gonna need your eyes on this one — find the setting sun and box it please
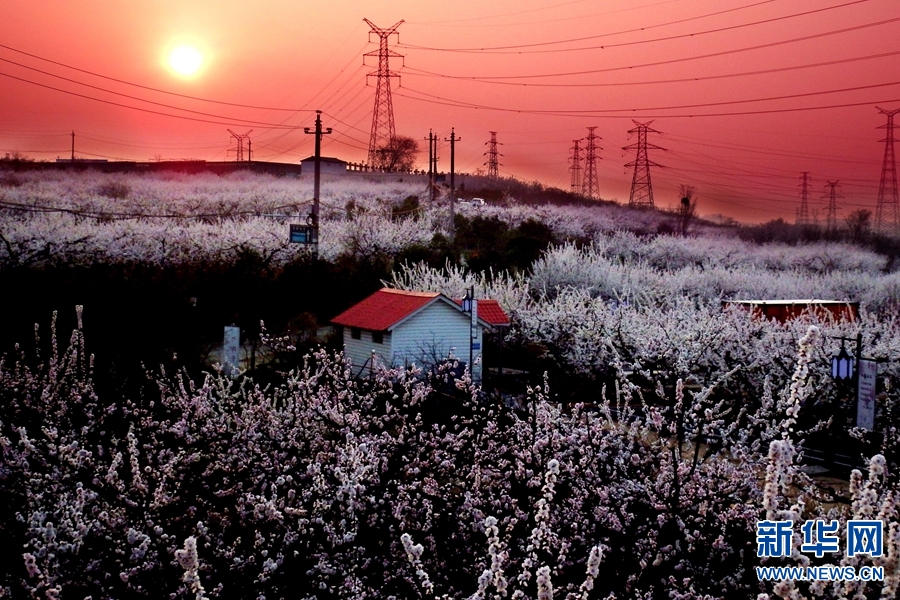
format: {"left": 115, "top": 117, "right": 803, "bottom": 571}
{"left": 167, "top": 45, "right": 203, "bottom": 77}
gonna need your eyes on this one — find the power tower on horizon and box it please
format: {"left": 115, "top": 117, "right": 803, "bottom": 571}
{"left": 876, "top": 107, "right": 900, "bottom": 235}
{"left": 797, "top": 172, "right": 810, "bottom": 226}
{"left": 823, "top": 180, "right": 842, "bottom": 233}
{"left": 624, "top": 120, "right": 664, "bottom": 207}
{"left": 484, "top": 132, "right": 502, "bottom": 179}
{"left": 363, "top": 19, "right": 404, "bottom": 168}
{"left": 227, "top": 129, "right": 252, "bottom": 162}
{"left": 569, "top": 139, "right": 583, "bottom": 195}
{"left": 582, "top": 127, "right": 601, "bottom": 200}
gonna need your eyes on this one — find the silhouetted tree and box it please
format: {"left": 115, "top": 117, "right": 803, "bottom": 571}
{"left": 374, "top": 136, "right": 419, "bottom": 172}
{"left": 678, "top": 184, "right": 698, "bottom": 237}
{"left": 846, "top": 209, "right": 872, "bottom": 241}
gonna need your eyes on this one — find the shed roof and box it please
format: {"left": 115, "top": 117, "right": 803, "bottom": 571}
{"left": 331, "top": 288, "right": 510, "bottom": 331}
{"left": 452, "top": 298, "right": 511, "bottom": 327}
{"left": 299, "top": 156, "right": 347, "bottom": 165}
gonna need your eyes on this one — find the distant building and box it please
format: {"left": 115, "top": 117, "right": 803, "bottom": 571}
{"left": 722, "top": 299, "right": 858, "bottom": 322}
{"left": 299, "top": 156, "right": 347, "bottom": 176}
{"left": 331, "top": 288, "right": 510, "bottom": 381}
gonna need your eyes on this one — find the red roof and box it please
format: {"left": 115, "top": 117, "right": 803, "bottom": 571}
{"left": 331, "top": 288, "right": 511, "bottom": 331}
{"left": 452, "top": 298, "right": 510, "bottom": 327}
{"left": 331, "top": 288, "right": 440, "bottom": 331}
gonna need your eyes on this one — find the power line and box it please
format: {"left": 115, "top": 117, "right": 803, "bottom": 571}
{"left": 401, "top": 15, "right": 900, "bottom": 81}
{"left": 404, "top": 50, "right": 900, "bottom": 88}
{"left": 395, "top": 83, "right": 900, "bottom": 119}
{"left": 0, "top": 56, "right": 316, "bottom": 127}
{"left": 0, "top": 70, "right": 308, "bottom": 129}
{"left": 0, "top": 199, "right": 311, "bottom": 221}
{"left": 398, "top": 0, "right": 866, "bottom": 54}
{"left": 0, "top": 42, "right": 317, "bottom": 113}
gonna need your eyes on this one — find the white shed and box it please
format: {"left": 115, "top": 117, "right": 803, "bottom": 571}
{"left": 330, "top": 288, "right": 510, "bottom": 382}
{"left": 299, "top": 156, "right": 347, "bottom": 176}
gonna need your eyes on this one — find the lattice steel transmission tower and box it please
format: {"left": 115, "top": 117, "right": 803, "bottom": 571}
{"left": 624, "top": 120, "right": 664, "bottom": 207}
{"left": 363, "top": 19, "right": 404, "bottom": 168}
{"left": 582, "top": 127, "right": 601, "bottom": 200}
{"left": 484, "top": 131, "right": 502, "bottom": 179}
{"left": 876, "top": 107, "right": 900, "bottom": 235}
{"left": 823, "top": 180, "right": 842, "bottom": 233}
{"left": 797, "top": 172, "right": 810, "bottom": 226}
{"left": 569, "top": 139, "right": 583, "bottom": 195}
{"left": 227, "top": 129, "right": 252, "bottom": 162}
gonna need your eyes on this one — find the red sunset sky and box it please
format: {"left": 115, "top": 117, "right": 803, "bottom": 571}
{"left": 1, "top": 0, "right": 898, "bottom": 223}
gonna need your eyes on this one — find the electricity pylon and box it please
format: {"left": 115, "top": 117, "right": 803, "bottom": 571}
{"left": 797, "top": 172, "right": 810, "bottom": 226}
{"left": 582, "top": 127, "right": 601, "bottom": 200}
{"left": 823, "top": 180, "right": 842, "bottom": 233}
{"left": 569, "top": 139, "right": 583, "bottom": 196}
{"left": 227, "top": 129, "right": 252, "bottom": 162}
{"left": 876, "top": 107, "right": 900, "bottom": 235}
{"left": 363, "top": 19, "right": 404, "bottom": 168}
{"left": 484, "top": 132, "right": 502, "bottom": 179}
{"left": 624, "top": 120, "right": 664, "bottom": 207}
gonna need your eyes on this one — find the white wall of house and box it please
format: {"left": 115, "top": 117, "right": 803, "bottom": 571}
{"left": 300, "top": 160, "right": 346, "bottom": 176}
{"left": 390, "top": 301, "right": 484, "bottom": 380}
{"left": 343, "top": 329, "right": 392, "bottom": 376}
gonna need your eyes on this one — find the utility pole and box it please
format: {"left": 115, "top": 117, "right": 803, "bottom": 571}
{"left": 364, "top": 19, "right": 404, "bottom": 168}
{"left": 876, "top": 107, "right": 900, "bottom": 236}
{"left": 248, "top": 139, "right": 252, "bottom": 162}
{"left": 445, "top": 128, "right": 460, "bottom": 242}
{"left": 569, "top": 139, "right": 583, "bottom": 196}
{"left": 824, "top": 180, "right": 843, "bottom": 233}
{"left": 227, "top": 129, "right": 252, "bottom": 162}
{"left": 484, "top": 131, "right": 502, "bottom": 179}
{"left": 582, "top": 127, "right": 601, "bottom": 200}
{"left": 797, "top": 172, "right": 810, "bottom": 226}
{"left": 304, "top": 111, "right": 332, "bottom": 221}
{"left": 426, "top": 129, "right": 436, "bottom": 204}
{"left": 624, "top": 120, "right": 664, "bottom": 208}
{"left": 70, "top": 131, "right": 75, "bottom": 161}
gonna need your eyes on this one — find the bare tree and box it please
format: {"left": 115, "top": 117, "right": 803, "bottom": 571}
{"left": 845, "top": 209, "right": 872, "bottom": 241}
{"left": 373, "top": 136, "right": 419, "bottom": 172}
{"left": 678, "top": 184, "right": 698, "bottom": 237}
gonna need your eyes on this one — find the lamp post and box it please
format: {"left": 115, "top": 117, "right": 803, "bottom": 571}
{"left": 830, "top": 337, "right": 857, "bottom": 381}
{"left": 461, "top": 287, "right": 477, "bottom": 381}
{"left": 829, "top": 333, "right": 877, "bottom": 431}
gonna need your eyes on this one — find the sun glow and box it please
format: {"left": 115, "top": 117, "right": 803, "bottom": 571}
{"left": 168, "top": 45, "right": 203, "bottom": 77}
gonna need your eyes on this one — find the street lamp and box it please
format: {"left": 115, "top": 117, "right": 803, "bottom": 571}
{"left": 461, "top": 287, "right": 476, "bottom": 381}
{"left": 461, "top": 287, "right": 474, "bottom": 313}
{"left": 831, "top": 343, "right": 855, "bottom": 380}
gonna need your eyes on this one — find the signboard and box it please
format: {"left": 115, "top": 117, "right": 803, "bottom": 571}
{"left": 223, "top": 326, "right": 241, "bottom": 378}
{"left": 856, "top": 358, "right": 877, "bottom": 431}
{"left": 289, "top": 224, "right": 318, "bottom": 244}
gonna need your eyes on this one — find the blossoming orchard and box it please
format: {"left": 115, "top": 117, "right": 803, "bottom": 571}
{"left": 0, "top": 169, "right": 898, "bottom": 599}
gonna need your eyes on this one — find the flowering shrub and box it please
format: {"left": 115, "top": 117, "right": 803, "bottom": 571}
{"left": 2, "top": 170, "right": 900, "bottom": 598}
{"left": 1, "top": 314, "right": 898, "bottom": 599}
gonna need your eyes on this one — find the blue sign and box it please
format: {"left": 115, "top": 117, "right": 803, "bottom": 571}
{"left": 289, "top": 224, "right": 318, "bottom": 244}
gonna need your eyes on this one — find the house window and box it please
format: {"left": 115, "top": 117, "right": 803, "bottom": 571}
{"left": 350, "top": 327, "right": 361, "bottom": 340}
{"left": 372, "top": 331, "right": 384, "bottom": 344}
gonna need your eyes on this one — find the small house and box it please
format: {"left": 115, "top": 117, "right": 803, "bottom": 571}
{"left": 331, "top": 288, "right": 510, "bottom": 381}
{"left": 299, "top": 156, "right": 347, "bottom": 176}
{"left": 722, "top": 299, "right": 859, "bottom": 323}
